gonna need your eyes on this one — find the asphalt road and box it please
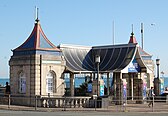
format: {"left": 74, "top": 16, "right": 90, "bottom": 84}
{"left": 0, "top": 110, "right": 168, "bottom": 116}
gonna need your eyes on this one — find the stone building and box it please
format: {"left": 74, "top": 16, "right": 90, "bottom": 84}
{"left": 9, "top": 17, "right": 154, "bottom": 106}
{"left": 9, "top": 18, "right": 65, "bottom": 106}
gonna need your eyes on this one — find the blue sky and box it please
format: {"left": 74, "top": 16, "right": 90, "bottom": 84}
{"left": 0, "top": 0, "right": 168, "bottom": 77}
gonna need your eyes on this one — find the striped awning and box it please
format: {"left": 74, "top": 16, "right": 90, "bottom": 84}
{"left": 60, "top": 43, "right": 138, "bottom": 73}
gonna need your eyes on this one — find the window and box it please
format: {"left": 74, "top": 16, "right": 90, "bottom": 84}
{"left": 46, "top": 71, "right": 55, "bottom": 94}
{"left": 19, "top": 72, "right": 26, "bottom": 94}
{"left": 46, "top": 77, "right": 53, "bottom": 93}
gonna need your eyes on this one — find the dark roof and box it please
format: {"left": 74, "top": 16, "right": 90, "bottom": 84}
{"left": 14, "top": 20, "right": 60, "bottom": 53}
{"left": 92, "top": 44, "right": 137, "bottom": 71}
{"left": 60, "top": 44, "right": 137, "bottom": 72}
{"left": 59, "top": 45, "right": 93, "bottom": 72}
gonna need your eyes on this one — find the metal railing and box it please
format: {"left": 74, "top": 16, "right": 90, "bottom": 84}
{"left": 0, "top": 95, "right": 168, "bottom": 112}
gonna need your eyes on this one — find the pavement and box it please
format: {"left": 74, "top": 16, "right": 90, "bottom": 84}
{"left": 0, "top": 110, "right": 168, "bottom": 116}
{"left": 0, "top": 102, "right": 168, "bottom": 113}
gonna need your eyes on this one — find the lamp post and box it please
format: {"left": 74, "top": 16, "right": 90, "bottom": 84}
{"left": 156, "top": 59, "right": 160, "bottom": 79}
{"left": 95, "top": 55, "right": 100, "bottom": 96}
{"left": 154, "top": 58, "right": 160, "bottom": 96}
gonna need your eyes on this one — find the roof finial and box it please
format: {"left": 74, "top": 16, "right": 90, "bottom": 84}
{"left": 35, "top": 7, "right": 40, "bottom": 23}
{"left": 131, "top": 24, "right": 134, "bottom": 36}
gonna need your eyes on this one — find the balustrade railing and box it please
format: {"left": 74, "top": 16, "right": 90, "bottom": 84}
{"left": 0, "top": 94, "right": 168, "bottom": 112}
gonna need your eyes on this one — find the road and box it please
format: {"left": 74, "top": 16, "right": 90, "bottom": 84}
{"left": 0, "top": 110, "right": 168, "bottom": 116}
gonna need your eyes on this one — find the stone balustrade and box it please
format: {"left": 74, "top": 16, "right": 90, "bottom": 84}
{"left": 41, "top": 96, "right": 91, "bottom": 108}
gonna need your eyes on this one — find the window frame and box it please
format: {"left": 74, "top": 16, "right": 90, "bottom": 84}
{"left": 19, "top": 72, "right": 26, "bottom": 94}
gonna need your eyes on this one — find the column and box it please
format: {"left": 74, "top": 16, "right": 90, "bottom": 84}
{"left": 107, "top": 72, "right": 110, "bottom": 96}
{"left": 113, "top": 73, "right": 116, "bottom": 98}
{"left": 115, "top": 72, "right": 123, "bottom": 105}
{"left": 131, "top": 74, "right": 134, "bottom": 100}
{"left": 119, "top": 72, "right": 123, "bottom": 104}
{"left": 70, "top": 73, "right": 74, "bottom": 96}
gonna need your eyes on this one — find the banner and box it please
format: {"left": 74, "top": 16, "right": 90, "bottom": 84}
{"left": 87, "top": 83, "right": 92, "bottom": 93}
{"left": 100, "top": 85, "right": 104, "bottom": 96}
{"left": 123, "top": 79, "right": 127, "bottom": 101}
{"left": 128, "top": 59, "right": 140, "bottom": 72}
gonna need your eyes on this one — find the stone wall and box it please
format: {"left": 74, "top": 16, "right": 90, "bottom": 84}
{"left": 9, "top": 53, "right": 65, "bottom": 106}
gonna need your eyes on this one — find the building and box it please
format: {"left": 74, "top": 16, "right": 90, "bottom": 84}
{"left": 59, "top": 32, "right": 154, "bottom": 104}
{"left": 9, "top": 17, "right": 154, "bottom": 106}
{"left": 9, "top": 18, "right": 65, "bottom": 106}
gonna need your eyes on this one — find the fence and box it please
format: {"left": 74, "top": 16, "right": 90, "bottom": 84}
{"left": 0, "top": 95, "right": 168, "bottom": 112}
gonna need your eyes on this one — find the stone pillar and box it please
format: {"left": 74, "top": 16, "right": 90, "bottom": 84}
{"left": 107, "top": 72, "right": 110, "bottom": 96}
{"left": 113, "top": 73, "right": 116, "bottom": 98}
{"left": 116, "top": 72, "right": 123, "bottom": 105}
{"left": 120, "top": 72, "right": 123, "bottom": 104}
{"left": 70, "top": 73, "right": 74, "bottom": 96}
{"left": 92, "top": 80, "right": 97, "bottom": 95}
{"left": 134, "top": 78, "right": 143, "bottom": 103}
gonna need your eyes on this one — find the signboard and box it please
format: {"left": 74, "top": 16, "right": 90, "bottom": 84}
{"left": 128, "top": 59, "right": 140, "bottom": 72}
{"left": 42, "top": 60, "right": 61, "bottom": 64}
{"left": 87, "top": 83, "right": 92, "bottom": 93}
{"left": 100, "top": 85, "right": 104, "bottom": 96}
{"left": 99, "top": 79, "right": 104, "bottom": 96}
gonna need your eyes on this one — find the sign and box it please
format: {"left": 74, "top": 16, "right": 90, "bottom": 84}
{"left": 128, "top": 59, "right": 140, "bottom": 72}
{"left": 87, "top": 83, "right": 92, "bottom": 93}
{"left": 100, "top": 85, "right": 104, "bottom": 96}
{"left": 42, "top": 60, "right": 61, "bottom": 64}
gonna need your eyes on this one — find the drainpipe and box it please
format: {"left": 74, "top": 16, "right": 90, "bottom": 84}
{"left": 40, "top": 55, "right": 42, "bottom": 96}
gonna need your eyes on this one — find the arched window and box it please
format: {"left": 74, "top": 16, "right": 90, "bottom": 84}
{"left": 46, "top": 71, "right": 56, "bottom": 94}
{"left": 19, "top": 72, "right": 26, "bottom": 94}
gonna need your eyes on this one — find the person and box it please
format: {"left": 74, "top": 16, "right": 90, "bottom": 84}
{"left": 5, "top": 82, "right": 11, "bottom": 95}
{"left": 148, "top": 87, "right": 155, "bottom": 107}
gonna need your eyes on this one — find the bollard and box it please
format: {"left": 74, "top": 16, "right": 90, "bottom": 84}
{"left": 35, "top": 95, "right": 37, "bottom": 111}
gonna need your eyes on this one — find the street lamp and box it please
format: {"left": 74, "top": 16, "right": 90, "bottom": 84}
{"left": 95, "top": 55, "right": 100, "bottom": 96}
{"left": 154, "top": 58, "right": 161, "bottom": 96}
{"left": 156, "top": 59, "right": 160, "bottom": 79}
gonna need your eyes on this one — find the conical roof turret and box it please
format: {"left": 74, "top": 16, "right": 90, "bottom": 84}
{"left": 14, "top": 19, "right": 60, "bottom": 52}
{"left": 128, "top": 32, "right": 138, "bottom": 44}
